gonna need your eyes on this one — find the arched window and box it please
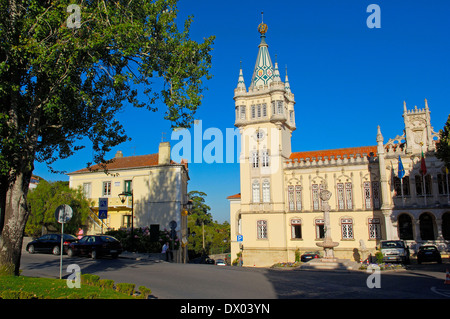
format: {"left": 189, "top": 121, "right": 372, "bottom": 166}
{"left": 252, "top": 180, "right": 260, "bottom": 203}
{"left": 442, "top": 213, "right": 450, "bottom": 240}
{"left": 398, "top": 214, "right": 414, "bottom": 240}
{"left": 262, "top": 179, "right": 270, "bottom": 203}
{"left": 419, "top": 213, "right": 435, "bottom": 240}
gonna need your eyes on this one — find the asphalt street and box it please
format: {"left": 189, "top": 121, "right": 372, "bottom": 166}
{"left": 19, "top": 252, "right": 450, "bottom": 300}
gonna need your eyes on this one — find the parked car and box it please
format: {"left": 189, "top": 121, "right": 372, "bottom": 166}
{"left": 67, "top": 235, "right": 122, "bottom": 259}
{"left": 215, "top": 259, "right": 226, "bottom": 266}
{"left": 26, "top": 234, "right": 78, "bottom": 255}
{"left": 301, "top": 251, "right": 320, "bottom": 262}
{"left": 417, "top": 245, "right": 442, "bottom": 264}
{"left": 380, "top": 240, "right": 410, "bottom": 264}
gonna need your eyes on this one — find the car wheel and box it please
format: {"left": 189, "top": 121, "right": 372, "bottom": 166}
{"left": 27, "top": 245, "right": 35, "bottom": 254}
{"left": 91, "top": 250, "right": 98, "bottom": 259}
{"left": 67, "top": 248, "right": 74, "bottom": 258}
{"left": 52, "top": 246, "right": 60, "bottom": 255}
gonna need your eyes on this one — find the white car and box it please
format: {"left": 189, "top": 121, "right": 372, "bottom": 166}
{"left": 380, "top": 240, "right": 410, "bottom": 264}
{"left": 216, "top": 259, "right": 226, "bottom": 266}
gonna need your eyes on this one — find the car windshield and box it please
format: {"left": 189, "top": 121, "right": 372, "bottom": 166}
{"left": 381, "top": 241, "right": 405, "bottom": 248}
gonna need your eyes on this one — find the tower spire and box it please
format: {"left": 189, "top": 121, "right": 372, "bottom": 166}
{"left": 236, "top": 60, "right": 246, "bottom": 91}
{"left": 284, "top": 65, "right": 291, "bottom": 93}
{"left": 250, "top": 13, "right": 274, "bottom": 88}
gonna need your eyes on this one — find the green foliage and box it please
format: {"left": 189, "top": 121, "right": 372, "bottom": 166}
{"left": 99, "top": 279, "right": 115, "bottom": 290}
{"left": 436, "top": 114, "right": 450, "bottom": 170}
{"left": 187, "top": 191, "right": 230, "bottom": 257}
{"left": 0, "top": 0, "right": 215, "bottom": 175}
{"left": 116, "top": 283, "right": 136, "bottom": 296}
{"left": 138, "top": 286, "right": 152, "bottom": 299}
{"left": 106, "top": 226, "right": 179, "bottom": 252}
{"left": 0, "top": 275, "right": 138, "bottom": 299}
{"left": 26, "top": 180, "right": 92, "bottom": 237}
{"left": 375, "top": 251, "right": 384, "bottom": 264}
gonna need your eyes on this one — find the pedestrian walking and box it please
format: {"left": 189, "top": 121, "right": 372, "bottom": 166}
{"left": 162, "top": 242, "right": 170, "bottom": 261}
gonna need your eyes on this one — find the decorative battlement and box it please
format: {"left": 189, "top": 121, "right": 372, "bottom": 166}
{"left": 285, "top": 151, "right": 377, "bottom": 169}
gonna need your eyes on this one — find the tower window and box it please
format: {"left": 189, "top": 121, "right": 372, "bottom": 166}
{"left": 261, "top": 150, "right": 269, "bottom": 167}
{"left": 251, "top": 151, "right": 259, "bottom": 168}
{"left": 262, "top": 179, "right": 270, "bottom": 203}
{"left": 252, "top": 180, "right": 260, "bottom": 202}
{"left": 240, "top": 106, "right": 246, "bottom": 120}
{"left": 251, "top": 105, "right": 256, "bottom": 118}
{"left": 262, "top": 103, "right": 267, "bottom": 117}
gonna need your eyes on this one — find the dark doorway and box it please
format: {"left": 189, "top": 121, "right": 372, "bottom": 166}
{"left": 398, "top": 214, "right": 414, "bottom": 240}
{"left": 419, "top": 213, "right": 435, "bottom": 240}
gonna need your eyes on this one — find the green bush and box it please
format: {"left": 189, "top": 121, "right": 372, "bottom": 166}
{"left": 99, "top": 279, "right": 115, "bottom": 290}
{"left": 116, "top": 283, "right": 135, "bottom": 296}
{"left": 0, "top": 290, "right": 38, "bottom": 299}
{"left": 375, "top": 252, "right": 384, "bottom": 264}
{"left": 138, "top": 286, "right": 152, "bottom": 299}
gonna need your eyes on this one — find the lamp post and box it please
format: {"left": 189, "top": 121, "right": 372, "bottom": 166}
{"left": 182, "top": 199, "right": 193, "bottom": 263}
{"left": 118, "top": 190, "right": 134, "bottom": 251}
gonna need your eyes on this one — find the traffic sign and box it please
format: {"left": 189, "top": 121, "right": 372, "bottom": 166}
{"left": 98, "top": 198, "right": 108, "bottom": 220}
{"left": 55, "top": 205, "right": 73, "bottom": 224}
{"left": 237, "top": 235, "right": 243, "bottom": 242}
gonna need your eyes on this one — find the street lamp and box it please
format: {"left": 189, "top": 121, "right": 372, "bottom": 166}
{"left": 118, "top": 190, "right": 134, "bottom": 251}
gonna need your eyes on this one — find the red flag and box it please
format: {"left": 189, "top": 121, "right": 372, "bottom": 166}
{"left": 420, "top": 151, "right": 427, "bottom": 175}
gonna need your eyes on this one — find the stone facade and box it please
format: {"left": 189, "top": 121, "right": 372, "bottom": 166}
{"left": 228, "top": 22, "right": 450, "bottom": 267}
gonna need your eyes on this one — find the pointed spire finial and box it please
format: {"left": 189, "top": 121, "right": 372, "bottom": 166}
{"left": 424, "top": 98, "right": 428, "bottom": 109}
{"left": 258, "top": 11, "right": 268, "bottom": 35}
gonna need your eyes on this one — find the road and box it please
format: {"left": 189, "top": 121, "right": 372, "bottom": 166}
{"left": 19, "top": 252, "right": 450, "bottom": 300}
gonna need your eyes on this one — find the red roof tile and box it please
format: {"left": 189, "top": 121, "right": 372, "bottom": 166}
{"left": 289, "top": 146, "right": 377, "bottom": 162}
{"left": 68, "top": 153, "right": 160, "bottom": 174}
{"left": 227, "top": 193, "right": 241, "bottom": 200}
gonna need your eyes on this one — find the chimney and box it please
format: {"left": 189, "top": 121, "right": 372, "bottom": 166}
{"left": 115, "top": 150, "right": 124, "bottom": 158}
{"left": 158, "top": 142, "right": 171, "bottom": 165}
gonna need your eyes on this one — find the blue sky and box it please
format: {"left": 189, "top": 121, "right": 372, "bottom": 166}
{"left": 34, "top": 0, "right": 450, "bottom": 223}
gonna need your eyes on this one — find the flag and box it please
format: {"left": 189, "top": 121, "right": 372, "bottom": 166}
{"left": 420, "top": 151, "right": 427, "bottom": 175}
{"left": 398, "top": 156, "right": 405, "bottom": 179}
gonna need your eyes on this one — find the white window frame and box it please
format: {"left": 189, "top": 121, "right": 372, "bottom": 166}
{"left": 257, "top": 220, "right": 268, "bottom": 239}
{"left": 252, "top": 180, "right": 260, "bottom": 203}
{"left": 262, "top": 179, "right": 270, "bottom": 203}
{"left": 102, "top": 181, "right": 112, "bottom": 196}
{"left": 341, "top": 218, "right": 354, "bottom": 239}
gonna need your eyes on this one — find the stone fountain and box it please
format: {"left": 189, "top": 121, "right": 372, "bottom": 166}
{"left": 315, "top": 189, "right": 339, "bottom": 262}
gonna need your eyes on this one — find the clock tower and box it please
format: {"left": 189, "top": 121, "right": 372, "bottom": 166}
{"left": 234, "top": 18, "right": 296, "bottom": 220}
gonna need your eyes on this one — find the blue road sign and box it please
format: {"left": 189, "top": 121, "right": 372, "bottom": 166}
{"left": 98, "top": 198, "right": 108, "bottom": 219}
{"left": 237, "top": 235, "right": 243, "bottom": 242}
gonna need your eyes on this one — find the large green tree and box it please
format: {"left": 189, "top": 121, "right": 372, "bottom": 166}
{"left": 436, "top": 114, "right": 450, "bottom": 170}
{"left": 26, "top": 180, "right": 91, "bottom": 238}
{"left": 187, "top": 191, "right": 230, "bottom": 257}
{"left": 0, "top": 0, "right": 214, "bottom": 275}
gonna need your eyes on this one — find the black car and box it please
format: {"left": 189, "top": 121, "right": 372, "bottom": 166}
{"left": 301, "top": 251, "right": 321, "bottom": 262}
{"left": 26, "top": 234, "right": 78, "bottom": 255}
{"left": 417, "top": 245, "right": 442, "bottom": 264}
{"left": 67, "top": 235, "right": 123, "bottom": 259}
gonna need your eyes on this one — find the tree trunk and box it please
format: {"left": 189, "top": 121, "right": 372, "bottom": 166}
{"left": 0, "top": 169, "right": 32, "bottom": 276}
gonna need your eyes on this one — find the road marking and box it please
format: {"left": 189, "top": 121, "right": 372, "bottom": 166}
{"left": 431, "top": 286, "right": 450, "bottom": 298}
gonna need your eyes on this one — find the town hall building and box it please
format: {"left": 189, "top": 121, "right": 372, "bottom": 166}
{"left": 228, "top": 21, "right": 450, "bottom": 267}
